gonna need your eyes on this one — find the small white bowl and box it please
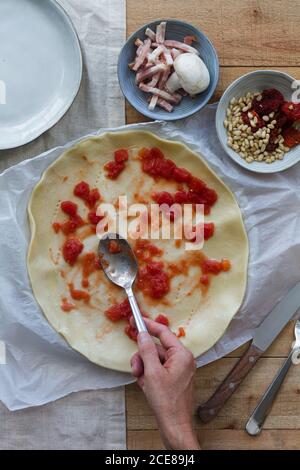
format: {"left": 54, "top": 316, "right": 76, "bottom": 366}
{"left": 216, "top": 70, "right": 300, "bottom": 173}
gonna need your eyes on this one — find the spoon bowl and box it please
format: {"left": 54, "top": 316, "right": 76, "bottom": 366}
{"left": 98, "top": 233, "right": 147, "bottom": 334}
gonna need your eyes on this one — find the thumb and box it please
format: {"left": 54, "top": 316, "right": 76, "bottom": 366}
{"left": 137, "top": 332, "right": 161, "bottom": 373}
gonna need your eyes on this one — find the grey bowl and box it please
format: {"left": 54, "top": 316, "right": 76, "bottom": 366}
{"left": 216, "top": 70, "right": 300, "bottom": 173}
{"left": 118, "top": 19, "right": 219, "bottom": 121}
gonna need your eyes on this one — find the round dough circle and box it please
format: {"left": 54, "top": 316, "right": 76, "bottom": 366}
{"left": 28, "top": 131, "right": 249, "bottom": 372}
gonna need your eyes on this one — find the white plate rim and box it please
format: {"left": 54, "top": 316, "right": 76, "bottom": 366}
{"left": 0, "top": 0, "right": 83, "bottom": 150}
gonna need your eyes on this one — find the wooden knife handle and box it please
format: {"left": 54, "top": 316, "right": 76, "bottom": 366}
{"left": 198, "top": 343, "right": 262, "bottom": 423}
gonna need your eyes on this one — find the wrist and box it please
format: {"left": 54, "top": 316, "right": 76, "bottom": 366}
{"left": 159, "top": 418, "right": 200, "bottom": 450}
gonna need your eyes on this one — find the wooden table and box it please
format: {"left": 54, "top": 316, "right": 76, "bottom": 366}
{"left": 125, "top": 0, "right": 300, "bottom": 450}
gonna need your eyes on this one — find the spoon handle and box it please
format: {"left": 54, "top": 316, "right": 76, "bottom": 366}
{"left": 126, "top": 287, "right": 147, "bottom": 333}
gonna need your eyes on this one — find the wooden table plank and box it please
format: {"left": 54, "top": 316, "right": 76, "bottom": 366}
{"left": 126, "top": 0, "right": 300, "bottom": 66}
{"left": 125, "top": 0, "right": 300, "bottom": 450}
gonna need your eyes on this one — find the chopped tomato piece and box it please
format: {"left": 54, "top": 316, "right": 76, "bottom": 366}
{"left": 137, "top": 262, "right": 170, "bottom": 299}
{"left": 61, "top": 298, "right": 76, "bottom": 312}
{"left": 68, "top": 283, "right": 90, "bottom": 302}
{"left": 152, "top": 191, "right": 174, "bottom": 206}
{"left": 155, "top": 314, "right": 169, "bottom": 326}
{"left": 134, "top": 240, "right": 163, "bottom": 262}
{"left": 88, "top": 210, "right": 103, "bottom": 225}
{"left": 74, "top": 181, "right": 90, "bottom": 200}
{"left": 108, "top": 240, "right": 121, "bottom": 254}
{"left": 104, "top": 160, "right": 125, "bottom": 179}
{"left": 222, "top": 259, "right": 231, "bottom": 272}
{"left": 201, "top": 258, "right": 223, "bottom": 275}
{"left": 61, "top": 201, "right": 78, "bottom": 217}
{"left": 177, "top": 327, "right": 186, "bottom": 338}
{"left": 173, "top": 167, "right": 191, "bottom": 183}
{"left": 138, "top": 147, "right": 152, "bottom": 159}
{"left": 105, "top": 298, "right": 132, "bottom": 322}
{"left": 61, "top": 215, "right": 84, "bottom": 235}
{"left": 188, "top": 176, "right": 206, "bottom": 193}
{"left": 62, "top": 238, "right": 83, "bottom": 265}
{"left": 174, "top": 190, "right": 189, "bottom": 204}
{"left": 125, "top": 324, "right": 138, "bottom": 341}
{"left": 204, "top": 222, "right": 215, "bottom": 240}
{"left": 52, "top": 222, "right": 61, "bottom": 233}
{"left": 149, "top": 147, "right": 164, "bottom": 159}
{"left": 87, "top": 188, "right": 101, "bottom": 208}
{"left": 200, "top": 274, "right": 210, "bottom": 286}
{"left": 114, "top": 148, "right": 129, "bottom": 163}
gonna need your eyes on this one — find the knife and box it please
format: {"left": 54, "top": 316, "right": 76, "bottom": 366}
{"left": 198, "top": 281, "right": 300, "bottom": 423}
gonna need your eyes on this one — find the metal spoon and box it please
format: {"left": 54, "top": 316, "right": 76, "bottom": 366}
{"left": 98, "top": 233, "right": 147, "bottom": 334}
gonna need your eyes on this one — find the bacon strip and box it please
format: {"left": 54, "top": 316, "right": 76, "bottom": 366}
{"left": 148, "top": 72, "right": 161, "bottom": 87}
{"left": 148, "top": 95, "right": 159, "bottom": 111}
{"left": 158, "top": 66, "right": 171, "bottom": 89}
{"left": 136, "top": 63, "right": 167, "bottom": 84}
{"left": 147, "top": 45, "right": 165, "bottom": 63}
{"left": 156, "top": 22, "right": 166, "bottom": 44}
{"left": 164, "top": 40, "right": 199, "bottom": 54}
{"left": 156, "top": 98, "right": 174, "bottom": 112}
{"left": 145, "top": 27, "right": 156, "bottom": 41}
{"left": 184, "top": 35, "right": 197, "bottom": 45}
{"left": 170, "top": 48, "right": 182, "bottom": 60}
{"left": 139, "top": 83, "right": 181, "bottom": 104}
{"left": 132, "top": 39, "right": 152, "bottom": 71}
{"left": 162, "top": 47, "right": 174, "bottom": 66}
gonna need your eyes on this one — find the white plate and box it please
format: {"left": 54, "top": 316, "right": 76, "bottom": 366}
{"left": 0, "top": 0, "right": 82, "bottom": 150}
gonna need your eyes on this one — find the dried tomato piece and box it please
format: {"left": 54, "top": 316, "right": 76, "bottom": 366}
{"left": 282, "top": 127, "right": 300, "bottom": 148}
{"left": 52, "top": 222, "right": 61, "bottom": 233}
{"left": 114, "top": 148, "right": 129, "bottom": 163}
{"left": 62, "top": 238, "right": 84, "bottom": 266}
{"left": 61, "top": 201, "right": 78, "bottom": 217}
{"left": 61, "top": 215, "right": 84, "bottom": 235}
{"left": 155, "top": 314, "right": 169, "bottom": 326}
{"left": 253, "top": 88, "right": 284, "bottom": 116}
{"left": 281, "top": 101, "right": 300, "bottom": 121}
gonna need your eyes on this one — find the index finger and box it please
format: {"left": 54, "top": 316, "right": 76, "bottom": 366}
{"left": 143, "top": 317, "right": 182, "bottom": 349}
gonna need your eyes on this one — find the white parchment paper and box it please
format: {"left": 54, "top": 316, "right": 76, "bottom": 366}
{"left": 1, "top": 104, "right": 300, "bottom": 414}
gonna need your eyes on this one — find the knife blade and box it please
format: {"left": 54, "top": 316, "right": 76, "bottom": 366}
{"left": 198, "top": 281, "right": 300, "bottom": 423}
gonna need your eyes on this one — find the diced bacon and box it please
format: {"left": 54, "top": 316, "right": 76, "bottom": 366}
{"left": 178, "top": 88, "right": 188, "bottom": 96}
{"left": 132, "top": 39, "right": 152, "bottom": 71}
{"left": 184, "top": 35, "right": 197, "bottom": 45}
{"left": 148, "top": 72, "right": 161, "bottom": 87}
{"left": 162, "top": 47, "right": 173, "bottom": 66}
{"left": 147, "top": 45, "right": 165, "bottom": 63}
{"left": 156, "top": 98, "right": 174, "bottom": 112}
{"left": 148, "top": 95, "right": 159, "bottom": 110}
{"left": 135, "top": 38, "right": 144, "bottom": 47}
{"left": 139, "top": 83, "right": 181, "bottom": 104}
{"left": 164, "top": 40, "right": 199, "bottom": 54}
{"left": 156, "top": 22, "right": 166, "bottom": 44}
{"left": 136, "top": 44, "right": 144, "bottom": 56}
{"left": 170, "top": 48, "right": 182, "bottom": 60}
{"left": 136, "top": 63, "right": 167, "bottom": 84}
{"left": 145, "top": 27, "right": 156, "bottom": 41}
{"left": 158, "top": 66, "right": 171, "bottom": 89}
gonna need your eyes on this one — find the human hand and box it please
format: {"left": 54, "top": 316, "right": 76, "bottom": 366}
{"left": 130, "top": 318, "right": 200, "bottom": 450}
